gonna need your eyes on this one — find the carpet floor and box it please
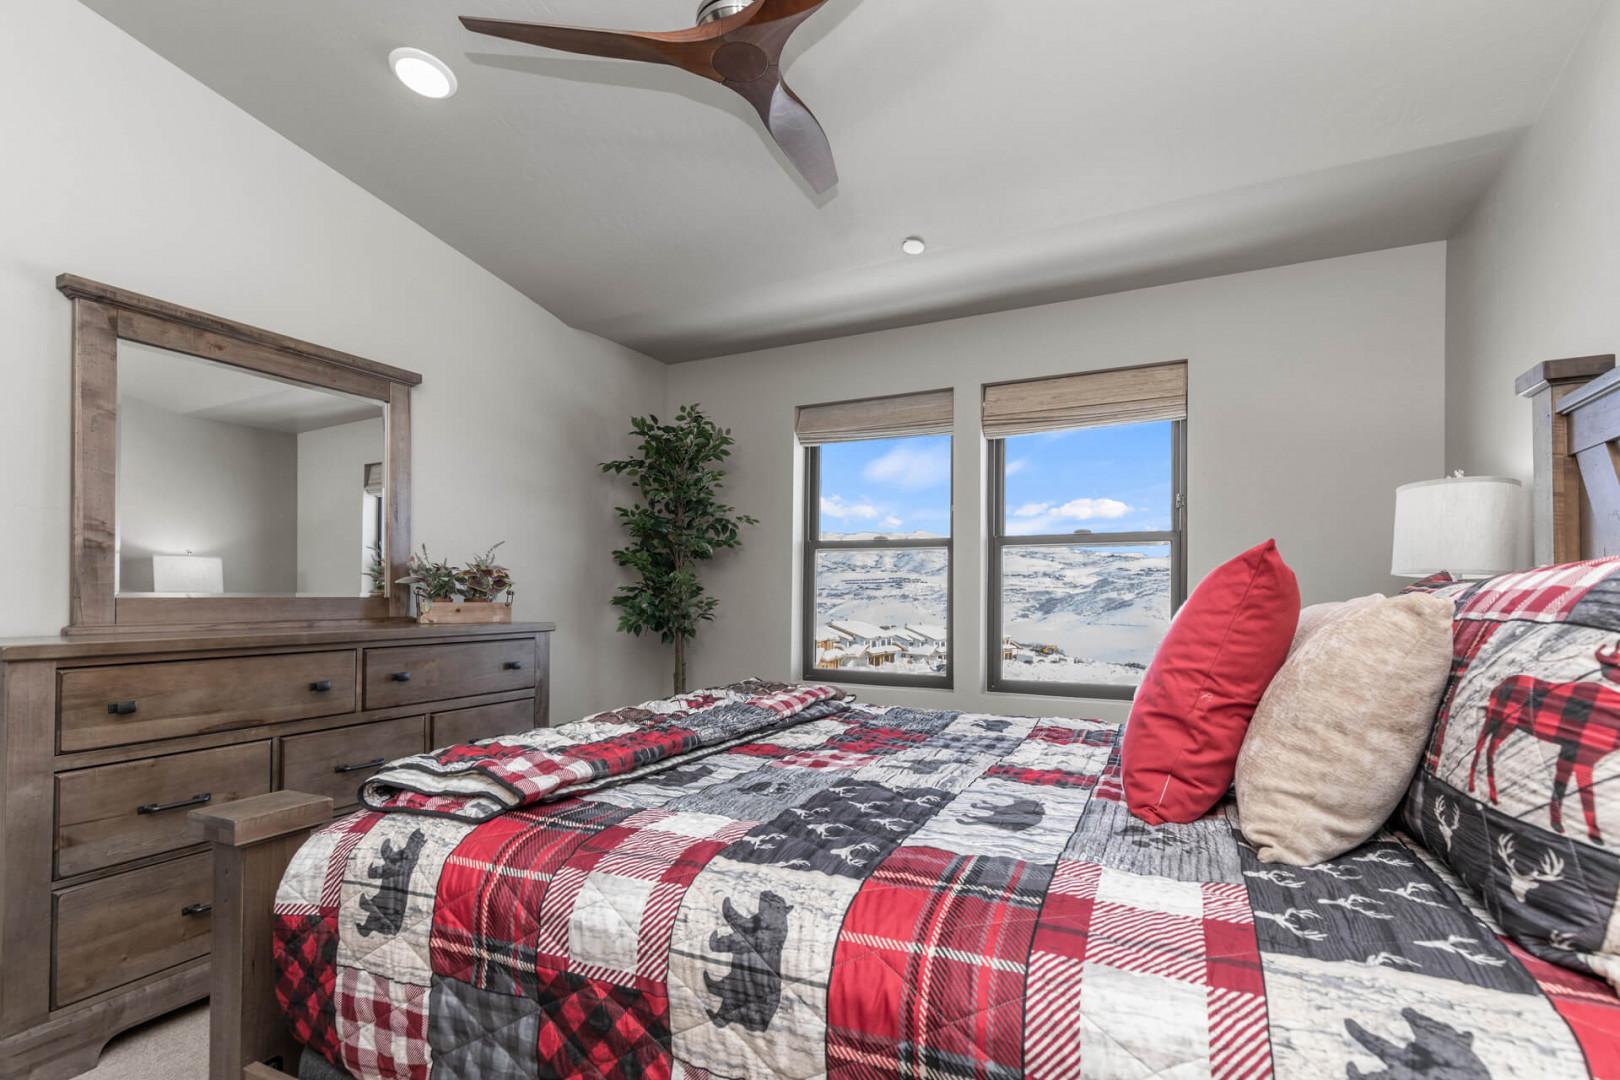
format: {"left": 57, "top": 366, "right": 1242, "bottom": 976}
{"left": 81, "top": 1002, "right": 208, "bottom": 1080}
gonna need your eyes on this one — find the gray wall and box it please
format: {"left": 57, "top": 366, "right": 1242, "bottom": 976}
{"left": 669, "top": 244, "right": 1447, "bottom": 721}
{"left": 118, "top": 397, "right": 298, "bottom": 594}
{"left": 1446, "top": 1, "right": 1620, "bottom": 501}
{"left": 0, "top": 3, "right": 1474, "bottom": 726}
{"left": 0, "top": 2, "right": 670, "bottom": 722}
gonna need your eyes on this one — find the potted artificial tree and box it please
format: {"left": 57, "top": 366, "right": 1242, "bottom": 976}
{"left": 602, "top": 405, "right": 755, "bottom": 695}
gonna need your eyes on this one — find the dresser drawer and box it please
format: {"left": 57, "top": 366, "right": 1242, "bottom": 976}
{"left": 59, "top": 651, "right": 357, "bottom": 752}
{"left": 364, "top": 639, "right": 536, "bottom": 709}
{"left": 53, "top": 852, "right": 213, "bottom": 1007}
{"left": 431, "top": 699, "right": 537, "bottom": 750}
{"left": 55, "top": 741, "right": 271, "bottom": 878}
{"left": 282, "top": 715, "right": 426, "bottom": 811}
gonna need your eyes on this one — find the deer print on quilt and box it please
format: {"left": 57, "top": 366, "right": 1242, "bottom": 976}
{"left": 1403, "top": 558, "right": 1620, "bottom": 990}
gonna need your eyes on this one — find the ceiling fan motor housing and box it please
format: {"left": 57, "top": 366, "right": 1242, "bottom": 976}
{"left": 697, "top": 0, "right": 751, "bottom": 25}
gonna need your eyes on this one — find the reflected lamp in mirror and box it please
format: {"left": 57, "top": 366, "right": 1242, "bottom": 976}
{"left": 1391, "top": 474, "right": 1525, "bottom": 580}
{"left": 114, "top": 340, "right": 387, "bottom": 599}
{"left": 152, "top": 554, "right": 225, "bottom": 594}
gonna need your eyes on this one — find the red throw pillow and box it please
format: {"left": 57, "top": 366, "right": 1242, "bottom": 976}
{"left": 1123, "top": 539, "right": 1300, "bottom": 825}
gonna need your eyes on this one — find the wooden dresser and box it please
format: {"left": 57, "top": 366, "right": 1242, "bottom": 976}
{"left": 0, "top": 621, "right": 553, "bottom": 1080}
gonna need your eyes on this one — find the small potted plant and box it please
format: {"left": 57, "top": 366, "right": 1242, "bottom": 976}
{"left": 396, "top": 545, "right": 459, "bottom": 621}
{"left": 396, "top": 543, "right": 515, "bottom": 624}
{"left": 457, "top": 543, "right": 515, "bottom": 607}
{"left": 365, "top": 541, "right": 387, "bottom": 599}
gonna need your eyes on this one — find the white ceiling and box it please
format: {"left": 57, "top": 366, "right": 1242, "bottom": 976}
{"left": 119, "top": 341, "right": 384, "bottom": 433}
{"left": 82, "top": 0, "right": 1599, "bottom": 362}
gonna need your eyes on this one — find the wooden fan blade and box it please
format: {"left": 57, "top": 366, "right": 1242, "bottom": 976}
{"left": 740, "top": 77, "right": 838, "bottom": 194}
{"left": 461, "top": 4, "right": 841, "bottom": 193}
{"left": 459, "top": 16, "right": 695, "bottom": 67}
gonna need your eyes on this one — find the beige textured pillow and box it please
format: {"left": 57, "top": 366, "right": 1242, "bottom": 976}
{"left": 1236, "top": 592, "right": 1454, "bottom": 865}
{"left": 1289, "top": 593, "right": 1383, "bottom": 654}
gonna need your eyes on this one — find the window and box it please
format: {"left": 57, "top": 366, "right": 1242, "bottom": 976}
{"left": 799, "top": 390, "right": 953, "bottom": 688}
{"left": 362, "top": 461, "right": 385, "bottom": 597}
{"left": 985, "top": 363, "right": 1186, "bottom": 698}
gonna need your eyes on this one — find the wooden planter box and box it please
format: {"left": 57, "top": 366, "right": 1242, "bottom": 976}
{"left": 417, "top": 601, "right": 513, "bottom": 625}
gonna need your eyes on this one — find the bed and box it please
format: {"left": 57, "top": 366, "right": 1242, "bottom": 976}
{"left": 194, "top": 356, "right": 1620, "bottom": 1080}
{"left": 196, "top": 680, "right": 1619, "bottom": 1080}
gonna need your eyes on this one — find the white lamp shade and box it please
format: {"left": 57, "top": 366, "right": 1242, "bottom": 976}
{"left": 1392, "top": 476, "right": 1524, "bottom": 579}
{"left": 152, "top": 554, "right": 225, "bottom": 594}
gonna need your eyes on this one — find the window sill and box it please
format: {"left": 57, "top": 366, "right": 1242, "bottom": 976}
{"left": 808, "top": 671, "right": 954, "bottom": 692}
{"left": 986, "top": 680, "right": 1138, "bottom": 702}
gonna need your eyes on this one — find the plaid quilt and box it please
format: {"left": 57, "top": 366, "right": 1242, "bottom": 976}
{"left": 275, "top": 681, "right": 1620, "bottom": 1079}
{"left": 1402, "top": 558, "right": 1620, "bottom": 992}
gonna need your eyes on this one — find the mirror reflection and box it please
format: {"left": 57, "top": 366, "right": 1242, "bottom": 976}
{"left": 115, "top": 342, "right": 386, "bottom": 597}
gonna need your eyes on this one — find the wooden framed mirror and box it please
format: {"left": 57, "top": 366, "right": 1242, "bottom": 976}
{"left": 58, "top": 274, "right": 419, "bottom": 632}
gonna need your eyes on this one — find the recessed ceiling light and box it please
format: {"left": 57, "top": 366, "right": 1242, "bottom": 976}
{"left": 390, "top": 47, "right": 458, "bottom": 99}
{"left": 901, "top": 236, "right": 927, "bottom": 256}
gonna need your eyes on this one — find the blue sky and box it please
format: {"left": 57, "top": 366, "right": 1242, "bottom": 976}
{"left": 819, "top": 423, "right": 1172, "bottom": 538}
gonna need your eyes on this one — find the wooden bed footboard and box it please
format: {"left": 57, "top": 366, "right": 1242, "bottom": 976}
{"left": 192, "top": 792, "right": 333, "bottom": 1080}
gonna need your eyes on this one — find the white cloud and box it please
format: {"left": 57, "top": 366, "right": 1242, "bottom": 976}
{"left": 1053, "top": 498, "right": 1131, "bottom": 521}
{"left": 881, "top": 515, "right": 904, "bottom": 530}
{"left": 863, "top": 443, "right": 951, "bottom": 490}
{"left": 1007, "top": 497, "right": 1133, "bottom": 536}
{"left": 820, "top": 494, "right": 881, "bottom": 520}
{"left": 1005, "top": 458, "right": 1029, "bottom": 477}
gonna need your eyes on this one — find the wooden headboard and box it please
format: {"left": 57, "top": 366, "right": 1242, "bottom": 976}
{"left": 1519, "top": 354, "right": 1620, "bottom": 563}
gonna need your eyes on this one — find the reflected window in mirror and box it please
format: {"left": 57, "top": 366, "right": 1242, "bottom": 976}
{"left": 115, "top": 342, "right": 387, "bottom": 598}
{"left": 363, "top": 461, "right": 384, "bottom": 597}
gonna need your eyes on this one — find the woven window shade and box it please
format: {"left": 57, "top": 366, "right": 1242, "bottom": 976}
{"left": 796, "top": 388, "right": 953, "bottom": 445}
{"left": 363, "top": 462, "right": 384, "bottom": 497}
{"left": 982, "top": 362, "right": 1186, "bottom": 438}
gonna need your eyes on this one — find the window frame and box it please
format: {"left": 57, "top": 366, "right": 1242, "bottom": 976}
{"left": 800, "top": 442, "right": 954, "bottom": 690}
{"left": 986, "top": 421, "right": 1187, "bottom": 700}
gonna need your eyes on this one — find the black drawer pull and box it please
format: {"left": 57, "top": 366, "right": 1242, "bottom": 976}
{"left": 106, "top": 700, "right": 138, "bottom": 715}
{"left": 391, "top": 671, "right": 412, "bottom": 682}
{"left": 504, "top": 661, "right": 525, "bottom": 671}
{"left": 137, "top": 792, "right": 212, "bottom": 815}
{"left": 334, "top": 758, "right": 387, "bottom": 774}
{"left": 309, "top": 680, "right": 333, "bottom": 693}
{"left": 180, "top": 902, "right": 212, "bottom": 917}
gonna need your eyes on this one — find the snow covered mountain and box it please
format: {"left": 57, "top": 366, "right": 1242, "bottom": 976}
{"left": 999, "top": 545, "right": 1169, "bottom": 668}
{"left": 814, "top": 547, "right": 948, "bottom": 629}
{"left": 815, "top": 544, "right": 1169, "bottom": 685}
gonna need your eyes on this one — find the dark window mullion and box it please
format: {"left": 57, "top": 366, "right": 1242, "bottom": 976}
{"left": 806, "top": 541, "right": 952, "bottom": 554}
{"left": 814, "top": 537, "right": 953, "bottom": 550}
{"left": 987, "top": 438, "right": 1006, "bottom": 691}
{"left": 1000, "top": 531, "right": 1176, "bottom": 548}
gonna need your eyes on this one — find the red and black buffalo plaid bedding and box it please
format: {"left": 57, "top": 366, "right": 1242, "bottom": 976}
{"left": 273, "top": 680, "right": 1620, "bottom": 1079}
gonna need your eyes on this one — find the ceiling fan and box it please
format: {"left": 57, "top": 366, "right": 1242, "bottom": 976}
{"left": 460, "top": 0, "right": 839, "bottom": 193}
